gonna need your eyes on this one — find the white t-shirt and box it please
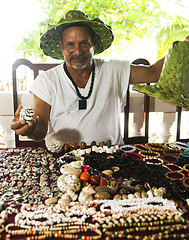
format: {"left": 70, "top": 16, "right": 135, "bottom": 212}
{"left": 29, "top": 58, "right": 130, "bottom": 145}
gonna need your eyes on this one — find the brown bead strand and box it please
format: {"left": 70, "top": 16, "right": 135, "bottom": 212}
{"left": 5, "top": 222, "right": 102, "bottom": 240}
{"left": 105, "top": 222, "right": 189, "bottom": 239}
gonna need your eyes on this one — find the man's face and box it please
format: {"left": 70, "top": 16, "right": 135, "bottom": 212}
{"left": 59, "top": 26, "right": 95, "bottom": 70}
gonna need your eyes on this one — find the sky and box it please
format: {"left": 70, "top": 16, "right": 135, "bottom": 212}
{"left": 0, "top": 0, "right": 43, "bottom": 56}
{"left": 0, "top": 0, "right": 44, "bottom": 84}
{"left": 158, "top": 0, "right": 189, "bottom": 19}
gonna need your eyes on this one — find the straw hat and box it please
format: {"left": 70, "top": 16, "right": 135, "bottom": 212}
{"left": 40, "top": 10, "right": 114, "bottom": 60}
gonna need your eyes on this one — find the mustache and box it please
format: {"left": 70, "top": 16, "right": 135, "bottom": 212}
{"left": 69, "top": 55, "right": 89, "bottom": 61}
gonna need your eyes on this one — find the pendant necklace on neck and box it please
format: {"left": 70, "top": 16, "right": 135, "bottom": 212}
{"left": 63, "top": 62, "right": 95, "bottom": 110}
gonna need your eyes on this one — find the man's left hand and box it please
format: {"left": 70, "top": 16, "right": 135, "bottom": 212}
{"left": 184, "top": 36, "right": 189, "bottom": 41}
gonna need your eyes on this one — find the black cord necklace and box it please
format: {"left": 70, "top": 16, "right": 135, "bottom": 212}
{"left": 63, "top": 62, "right": 95, "bottom": 110}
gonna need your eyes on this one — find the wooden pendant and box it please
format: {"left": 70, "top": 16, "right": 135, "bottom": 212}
{"left": 79, "top": 99, "right": 87, "bottom": 110}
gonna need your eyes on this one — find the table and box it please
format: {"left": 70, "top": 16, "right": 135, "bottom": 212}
{"left": 0, "top": 142, "right": 189, "bottom": 239}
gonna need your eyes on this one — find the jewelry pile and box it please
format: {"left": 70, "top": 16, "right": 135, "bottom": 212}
{"left": 5, "top": 198, "right": 189, "bottom": 239}
{"left": 0, "top": 141, "right": 189, "bottom": 239}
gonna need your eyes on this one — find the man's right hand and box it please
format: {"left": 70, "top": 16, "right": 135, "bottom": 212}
{"left": 11, "top": 105, "right": 39, "bottom": 137}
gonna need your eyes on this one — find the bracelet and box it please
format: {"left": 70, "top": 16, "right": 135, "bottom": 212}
{"left": 182, "top": 177, "right": 189, "bottom": 188}
{"left": 164, "top": 163, "right": 183, "bottom": 172}
{"left": 160, "top": 154, "right": 177, "bottom": 163}
{"left": 124, "top": 152, "right": 143, "bottom": 161}
{"left": 138, "top": 150, "right": 160, "bottom": 158}
{"left": 145, "top": 143, "right": 167, "bottom": 152}
{"left": 173, "top": 141, "right": 189, "bottom": 150}
{"left": 183, "top": 164, "right": 189, "bottom": 172}
{"left": 180, "top": 150, "right": 189, "bottom": 158}
{"left": 165, "top": 171, "right": 185, "bottom": 181}
{"left": 143, "top": 157, "right": 164, "bottom": 165}
{"left": 135, "top": 144, "right": 148, "bottom": 151}
{"left": 145, "top": 164, "right": 168, "bottom": 173}
{"left": 119, "top": 145, "right": 136, "bottom": 153}
{"left": 165, "top": 143, "right": 181, "bottom": 150}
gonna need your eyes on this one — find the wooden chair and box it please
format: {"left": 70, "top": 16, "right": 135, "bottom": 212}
{"left": 12, "top": 58, "right": 187, "bottom": 147}
{"left": 124, "top": 58, "right": 150, "bottom": 144}
{"left": 12, "top": 59, "right": 59, "bottom": 147}
{"left": 176, "top": 106, "right": 189, "bottom": 142}
{"left": 124, "top": 58, "right": 188, "bottom": 144}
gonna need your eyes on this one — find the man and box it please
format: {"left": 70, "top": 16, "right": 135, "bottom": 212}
{"left": 11, "top": 10, "right": 189, "bottom": 146}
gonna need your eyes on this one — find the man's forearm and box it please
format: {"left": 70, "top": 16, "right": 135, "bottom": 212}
{"left": 130, "top": 57, "right": 165, "bottom": 84}
{"left": 151, "top": 57, "right": 165, "bottom": 83}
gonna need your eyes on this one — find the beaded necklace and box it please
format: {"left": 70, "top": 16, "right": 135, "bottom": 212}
{"left": 63, "top": 61, "right": 95, "bottom": 110}
{"left": 5, "top": 223, "right": 102, "bottom": 240}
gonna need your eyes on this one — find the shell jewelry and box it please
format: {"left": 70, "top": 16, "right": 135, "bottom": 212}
{"left": 19, "top": 107, "right": 34, "bottom": 122}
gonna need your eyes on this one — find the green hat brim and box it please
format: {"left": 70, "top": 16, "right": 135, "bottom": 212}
{"left": 40, "top": 10, "right": 114, "bottom": 60}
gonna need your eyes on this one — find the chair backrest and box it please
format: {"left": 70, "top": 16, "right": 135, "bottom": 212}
{"left": 176, "top": 106, "right": 189, "bottom": 142}
{"left": 124, "top": 58, "right": 150, "bottom": 144}
{"left": 124, "top": 58, "right": 188, "bottom": 144}
{"left": 12, "top": 58, "right": 187, "bottom": 147}
{"left": 12, "top": 59, "right": 59, "bottom": 147}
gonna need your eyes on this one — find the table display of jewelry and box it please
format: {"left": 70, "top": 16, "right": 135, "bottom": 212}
{"left": 0, "top": 141, "right": 189, "bottom": 239}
